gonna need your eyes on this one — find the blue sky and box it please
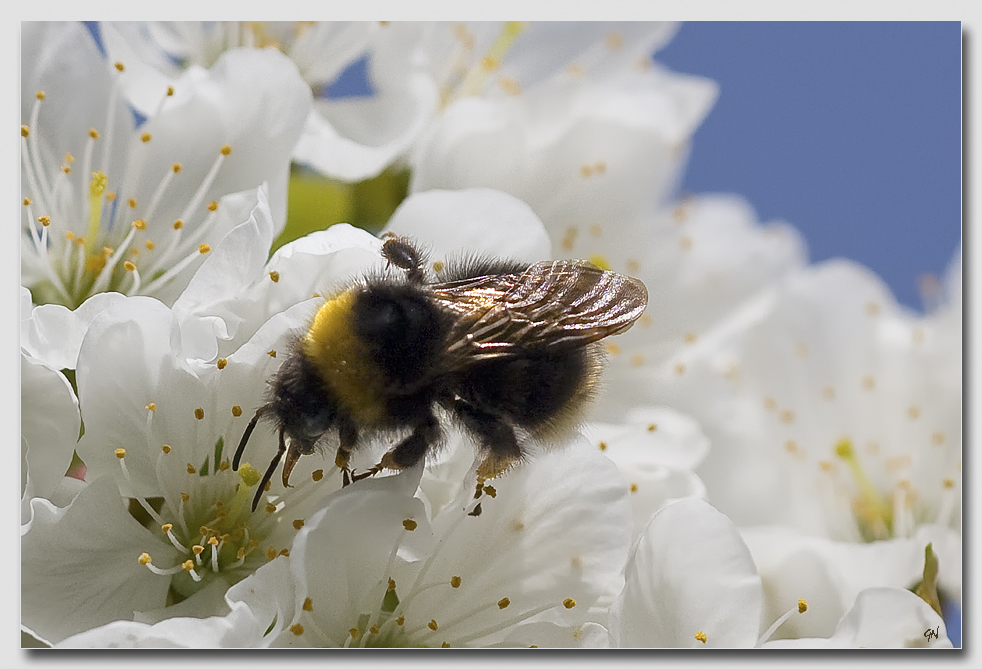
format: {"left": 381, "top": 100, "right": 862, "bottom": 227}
{"left": 656, "top": 21, "right": 962, "bottom": 312}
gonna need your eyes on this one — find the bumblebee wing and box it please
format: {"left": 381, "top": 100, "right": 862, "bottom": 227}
{"left": 431, "top": 260, "right": 648, "bottom": 363}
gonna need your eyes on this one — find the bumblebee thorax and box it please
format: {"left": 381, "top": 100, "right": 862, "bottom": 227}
{"left": 303, "top": 288, "right": 386, "bottom": 424}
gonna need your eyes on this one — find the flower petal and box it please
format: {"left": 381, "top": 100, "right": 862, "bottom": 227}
{"left": 21, "top": 475, "right": 179, "bottom": 644}
{"left": 764, "top": 587, "right": 952, "bottom": 649}
{"left": 382, "top": 188, "right": 551, "bottom": 263}
{"left": 610, "top": 497, "right": 762, "bottom": 648}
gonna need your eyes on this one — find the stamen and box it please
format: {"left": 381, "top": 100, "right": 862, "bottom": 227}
{"left": 162, "top": 523, "right": 189, "bottom": 552}
{"left": 453, "top": 22, "right": 527, "bottom": 100}
{"left": 141, "top": 162, "right": 182, "bottom": 225}
{"left": 756, "top": 598, "right": 808, "bottom": 646}
{"left": 177, "top": 145, "right": 232, "bottom": 224}
{"left": 834, "top": 438, "right": 892, "bottom": 539}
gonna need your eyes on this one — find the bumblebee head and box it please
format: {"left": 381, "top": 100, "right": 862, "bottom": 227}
{"left": 232, "top": 344, "right": 340, "bottom": 506}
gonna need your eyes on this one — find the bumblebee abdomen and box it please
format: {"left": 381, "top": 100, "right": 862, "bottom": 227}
{"left": 456, "top": 343, "right": 602, "bottom": 437}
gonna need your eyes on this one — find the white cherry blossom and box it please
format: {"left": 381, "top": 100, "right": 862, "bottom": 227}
{"left": 21, "top": 21, "right": 311, "bottom": 308}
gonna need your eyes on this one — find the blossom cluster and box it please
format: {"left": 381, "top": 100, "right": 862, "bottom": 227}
{"left": 20, "top": 21, "right": 959, "bottom": 649}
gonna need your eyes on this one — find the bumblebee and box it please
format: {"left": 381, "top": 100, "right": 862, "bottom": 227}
{"left": 233, "top": 234, "right": 648, "bottom": 510}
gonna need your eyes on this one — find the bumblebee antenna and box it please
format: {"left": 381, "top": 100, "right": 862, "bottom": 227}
{"left": 252, "top": 426, "right": 287, "bottom": 511}
{"left": 233, "top": 407, "right": 265, "bottom": 471}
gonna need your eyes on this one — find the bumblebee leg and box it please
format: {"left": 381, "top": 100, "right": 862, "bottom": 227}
{"left": 368, "top": 411, "right": 440, "bottom": 476}
{"left": 336, "top": 416, "right": 359, "bottom": 487}
{"left": 451, "top": 399, "right": 523, "bottom": 481}
{"left": 253, "top": 426, "right": 287, "bottom": 512}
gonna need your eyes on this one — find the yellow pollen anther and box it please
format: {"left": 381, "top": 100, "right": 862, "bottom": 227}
{"left": 238, "top": 463, "right": 260, "bottom": 487}
{"left": 161, "top": 523, "right": 173, "bottom": 533}
{"left": 114, "top": 62, "right": 125, "bottom": 72}
{"left": 207, "top": 201, "right": 218, "bottom": 212}
{"left": 834, "top": 438, "right": 854, "bottom": 460}
{"left": 128, "top": 198, "right": 138, "bottom": 209}
{"left": 141, "top": 132, "right": 151, "bottom": 143}
{"left": 181, "top": 492, "right": 190, "bottom": 502}
{"left": 265, "top": 503, "right": 276, "bottom": 514}
{"left": 173, "top": 219, "right": 184, "bottom": 230}
{"left": 36, "top": 90, "right": 45, "bottom": 100}
{"left": 605, "top": 32, "right": 624, "bottom": 50}
{"left": 647, "top": 423, "right": 658, "bottom": 432}
{"left": 403, "top": 519, "right": 417, "bottom": 531}
{"left": 451, "top": 576, "right": 462, "bottom": 588}
{"left": 38, "top": 216, "right": 51, "bottom": 226}
{"left": 182, "top": 560, "right": 194, "bottom": 572}
{"left": 192, "top": 545, "right": 204, "bottom": 555}
{"left": 605, "top": 342, "right": 621, "bottom": 355}
{"left": 198, "top": 243, "right": 211, "bottom": 254}
{"left": 684, "top": 332, "right": 698, "bottom": 344}
{"left": 265, "top": 547, "right": 277, "bottom": 561}
{"left": 147, "top": 403, "right": 157, "bottom": 412}
{"left": 290, "top": 624, "right": 304, "bottom": 636}
{"left": 312, "top": 469, "right": 324, "bottom": 482}
{"left": 396, "top": 616, "right": 405, "bottom": 626}
{"left": 171, "top": 163, "right": 182, "bottom": 173}
{"left": 145, "top": 240, "right": 155, "bottom": 250}
{"left": 588, "top": 254, "right": 611, "bottom": 271}
{"left": 498, "top": 597, "right": 510, "bottom": 609}
{"left": 220, "top": 145, "right": 232, "bottom": 156}
{"left": 303, "top": 597, "right": 313, "bottom": 611}
{"left": 598, "top": 441, "right": 608, "bottom": 451}
{"left": 21, "top": 125, "right": 29, "bottom": 137}
{"left": 23, "top": 198, "right": 32, "bottom": 206}
{"left": 106, "top": 192, "right": 116, "bottom": 201}
{"left": 563, "top": 598, "right": 576, "bottom": 609}
{"left": 217, "top": 358, "right": 228, "bottom": 370}
{"left": 267, "top": 350, "right": 277, "bottom": 358}
{"left": 194, "top": 407, "right": 205, "bottom": 420}
{"left": 187, "top": 463, "right": 197, "bottom": 474}
{"left": 630, "top": 483, "right": 638, "bottom": 494}
{"left": 161, "top": 445, "right": 171, "bottom": 454}
{"left": 231, "top": 405, "right": 242, "bottom": 416}
{"left": 349, "top": 628, "right": 360, "bottom": 639}
{"left": 89, "top": 128, "right": 99, "bottom": 139}
{"left": 293, "top": 519, "right": 305, "bottom": 530}
{"left": 219, "top": 458, "right": 230, "bottom": 472}
{"left": 124, "top": 261, "right": 136, "bottom": 272}
{"left": 166, "top": 86, "right": 175, "bottom": 96}
{"left": 674, "top": 363, "right": 686, "bottom": 375}
{"left": 208, "top": 536, "right": 219, "bottom": 546}
{"left": 943, "top": 478, "right": 955, "bottom": 489}
{"left": 695, "top": 631, "right": 707, "bottom": 643}
{"left": 269, "top": 270, "right": 280, "bottom": 282}
{"left": 115, "top": 449, "right": 126, "bottom": 459}
{"left": 388, "top": 578, "right": 397, "bottom": 591}
{"left": 428, "top": 619, "right": 439, "bottom": 631}
{"left": 798, "top": 599, "right": 808, "bottom": 613}
{"left": 138, "top": 553, "right": 152, "bottom": 565}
